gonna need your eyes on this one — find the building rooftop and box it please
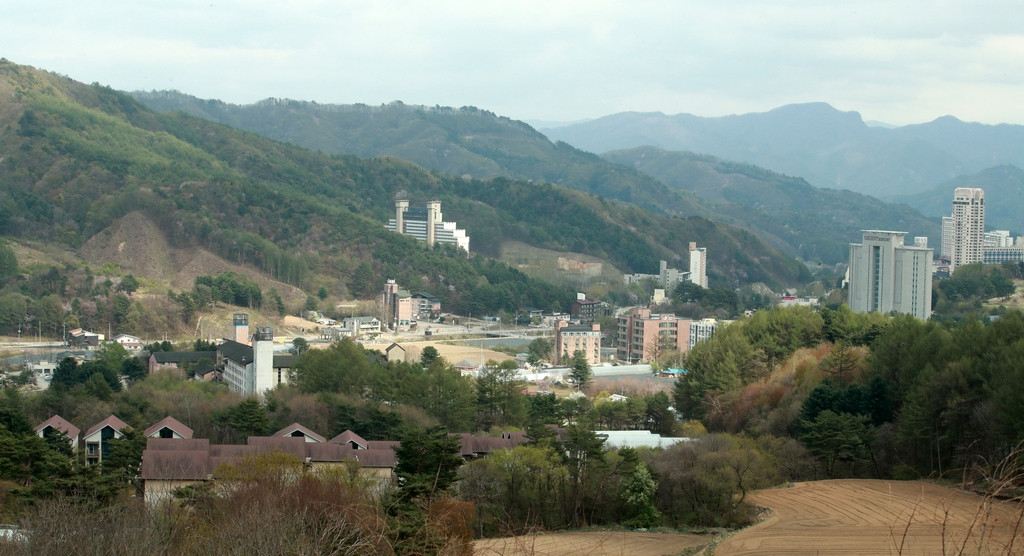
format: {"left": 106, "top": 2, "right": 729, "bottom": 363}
{"left": 35, "top": 415, "right": 80, "bottom": 439}
{"left": 85, "top": 415, "right": 130, "bottom": 438}
{"left": 144, "top": 416, "right": 194, "bottom": 439}
{"left": 152, "top": 351, "right": 217, "bottom": 364}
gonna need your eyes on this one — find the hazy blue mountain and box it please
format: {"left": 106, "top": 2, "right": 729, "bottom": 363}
{"left": 604, "top": 146, "right": 941, "bottom": 263}
{"left": 543, "top": 103, "right": 1024, "bottom": 198}
{"left": 891, "top": 165, "right": 1024, "bottom": 233}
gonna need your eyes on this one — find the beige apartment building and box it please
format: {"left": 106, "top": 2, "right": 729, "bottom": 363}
{"left": 383, "top": 280, "right": 413, "bottom": 331}
{"left": 616, "top": 308, "right": 691, "bottom": 363}
{"left": 554, "top": 321, "right": 602, "bottom": 365}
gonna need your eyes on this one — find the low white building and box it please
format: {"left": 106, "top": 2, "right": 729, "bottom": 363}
{"left": 111, "top": 334, "right": 143, "bottom": 350}
{"left": 689, "top": 318, "right": 721, "bottom": 350}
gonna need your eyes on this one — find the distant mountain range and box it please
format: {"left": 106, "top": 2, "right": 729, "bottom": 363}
{"left": 542, "top": 103, "right": 1024, "bottom": 199}
{"left": 130, "top": 92, "right": 944, "bottom": 264}
{"left": 891, "top": 165, "right": 1024, "bottom": 234}
{"left": 603, "top": 147, "right": 940, "bottom": 263}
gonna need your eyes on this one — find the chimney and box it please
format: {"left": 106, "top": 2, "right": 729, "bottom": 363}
{"left": 426, "top": 200, "right": 441, "bottom": 246}
{"left": 252, "top": 327, "right": 274, "bottom": 394}
{"left": 233, "top": 313, "right": 249, "bottom": 345}
{"left": 395, "top": 198, "right": 409, "bottom": 234}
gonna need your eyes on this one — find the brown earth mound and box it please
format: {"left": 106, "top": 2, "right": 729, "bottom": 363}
{"left": 474, "top": 530, "right": 707, "bottom": 556}
{"left": 716, "top": 479, "right": 1024, "bottom": 556}
{"left": 79, "top": 211, "right": 174, "bottom": 279}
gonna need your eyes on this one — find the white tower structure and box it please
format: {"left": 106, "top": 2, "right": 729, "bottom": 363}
{"left": 688, "top": 242, "right": 708, "bottom": 288}
{"left": 950, "top": 188, "right": 985, "bottom": 273}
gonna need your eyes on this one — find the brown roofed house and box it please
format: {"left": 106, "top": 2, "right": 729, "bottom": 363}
{"left": 83, "top": 415, "right": 130, "bottom": 466}
{"left": 35, "top": 415, "right": 81, "bottom": 451}
{"left": 329, "top": 430, "right": 368, "bottom": 450}
{"left": 145, "top": 416, "right": 194, "bottom": 440}
{"left": 272, "top": 423, "right": 326, "bottom": 443}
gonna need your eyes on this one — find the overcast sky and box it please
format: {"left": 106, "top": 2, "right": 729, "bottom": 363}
{"left": 2, "top": 1, "right": 1023, "bottom": 126}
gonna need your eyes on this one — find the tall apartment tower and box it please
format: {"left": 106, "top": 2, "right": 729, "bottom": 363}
{"left": 940, "top": 216, "right": 953, "bottom": 261}
{"left": 849, "top": 230, "right": 933, "bottom": 320}
{"left": 688, "top": 242, "right": 708, "bottom": 288}
{"left": 950, "top": 188, "right": 985, "bottom": 273}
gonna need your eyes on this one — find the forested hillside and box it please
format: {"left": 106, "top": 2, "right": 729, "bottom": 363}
{"left": 130, "top": 91, "right": 712, "bottom": 219}
{"left": 605, "top": 146, "right": 941, "bottom": 263}
{"left": 0, "top": 58, "right": 806, "bottom": 336}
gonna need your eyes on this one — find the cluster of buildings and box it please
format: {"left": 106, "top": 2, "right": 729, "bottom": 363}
{"left": 614, "top": 309, "right": 722, "bottom": 364}
{"left": 381, "top": 280, "right": 442, "bottom": 332}
{"left": 939, "top": 187, "right": 1024, "bottom": 269}
{"left": 622, "top": 244, "right": 708, "bottom": 290}
{"left": 148, "top": 314, "right": 294, "bottom": 396}
{"left": 847, "top": 186, "right": 1020, "bottom": 321}
{"left": 34, "top": 411, "right": 552, "bottom": 505}
{"left": 385, "top": 195, "right": 470, "bottom": 253}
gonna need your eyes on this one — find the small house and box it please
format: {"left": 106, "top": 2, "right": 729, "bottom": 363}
{"left": 35, "top": 415, "right": 80, "bottom": 451}
{"left": 83, "top": 415, "right": 130, "bottom": 466}
{"left": 145, "top": 416, "right": 193, "bottom": 439}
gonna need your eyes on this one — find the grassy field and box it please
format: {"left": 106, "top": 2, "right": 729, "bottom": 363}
{"left": 715, "top": 479, "right": 1024, "bottom": 556}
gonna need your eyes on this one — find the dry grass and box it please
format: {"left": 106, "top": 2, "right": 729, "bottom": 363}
{"left": 473, "top": 530, "right": 708, "bottom": 556}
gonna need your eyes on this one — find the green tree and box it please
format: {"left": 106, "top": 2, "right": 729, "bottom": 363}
{"left": 569, "top": 351, "right": 592, "bottom": 391}
{"left": 394, "top": 424, "right": 464, "bottom": 506}
{"left": 421, "top": 360, "right": 476, "bottom": 431}
{"left": 229, "top": 398, "right": 270, "bottom": 440}
{"left": 800, "top": 410, "right": 872, "bottom": 478}
{"left": 117, "top": 274, "right": 139, "bottom": 295}
{"left": 476, "top": 360, "right": 527, "bottom": 430}
{"left": 419, "top": 346, "right": 440, "bottom": 366}
{"left": 317, "top": 286, "right": 328, "bottom": 301}
{"left": 0, "top": 243, "right": 18, "bottom": 287}
{"left": 121, "top": 356, "right": 148, "bottom": 383}
{"left": 304, "top": 295, "right": 318, "bottom": 312}
{"left": 291, "top": 337, "right": 309, "bottom": 355}
{"left": 527, "top": 337, "right": 552, "bottom": 365}
{"left": 819, "top": 341, "right": 858, "bottom": 387}
{"left": 620, "top": 463, "right": 660, "bottom": 528}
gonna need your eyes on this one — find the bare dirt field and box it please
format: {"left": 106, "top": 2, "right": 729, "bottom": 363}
{"left": 474, "top": 530, "right": 708, "bottom": 556}
{"left": 715, "top": 479, "right": 1024, "bottom": 556}
{"left": 362, "top": 340, "right": 513, "bottom": 365}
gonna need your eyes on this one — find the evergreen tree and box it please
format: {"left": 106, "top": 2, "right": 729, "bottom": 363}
{"left": 569, "top": 350, "right": 592, "bottom": 392}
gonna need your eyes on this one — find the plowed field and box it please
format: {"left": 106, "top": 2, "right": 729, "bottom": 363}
{"left": 716, "top": 480, "right": 1024, "bottom": 555}
{"left": 474, "top": 531, "right": 707, "bottom": 555}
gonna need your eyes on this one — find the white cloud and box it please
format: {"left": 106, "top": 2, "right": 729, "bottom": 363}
{"left": 0, "top": 0, "right": 1022, "bottom": 124}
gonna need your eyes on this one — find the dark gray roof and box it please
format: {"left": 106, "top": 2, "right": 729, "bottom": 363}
{"left": 272, "top": 355, "right": 295, "bottom": 368}
{"left": 218, "top": 341, "right": 253, "bottom": 365}
{"left": 152, "top": 351, "right": 216, "bottom": 364}
{"left": 413, "top": 291, "right": 441, "bottom": 302}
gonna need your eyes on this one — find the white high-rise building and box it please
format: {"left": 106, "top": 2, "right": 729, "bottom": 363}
{"left": 950, "top": 188, "right": 985, "bottom": 273}
{"left": 386, "top": 197, "right": 470, "bottom": 252}
{"left": 940, "top": 216, "right": 953, "bottom": 261}
{"left": 849, "top": 230, "right": 933, "bottom": 320}
{"left": 688, "top": 242, "right": 708, "bottom": 288}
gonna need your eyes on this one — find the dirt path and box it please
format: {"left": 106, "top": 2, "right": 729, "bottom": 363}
{"left": 474, "top": 530, "right": 707, "bottom": 556}
{"left": 715, "top": 479, "right": 1024, "bottom": 556}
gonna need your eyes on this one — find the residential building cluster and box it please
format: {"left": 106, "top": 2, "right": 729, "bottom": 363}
{"left": 614, "top": 308, "right": 726, "bottom": 363}
{"left": 385, "top": 196, "right": 470, "bottom": 253}
{"left": 36, "top": 411, "right": 558, "bottom": 505}
{"left": 937, "top": 187, "right": 1024, "bottom": 268}
{"left": 623, "top": 243, "right": 708, "bottom": 290}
